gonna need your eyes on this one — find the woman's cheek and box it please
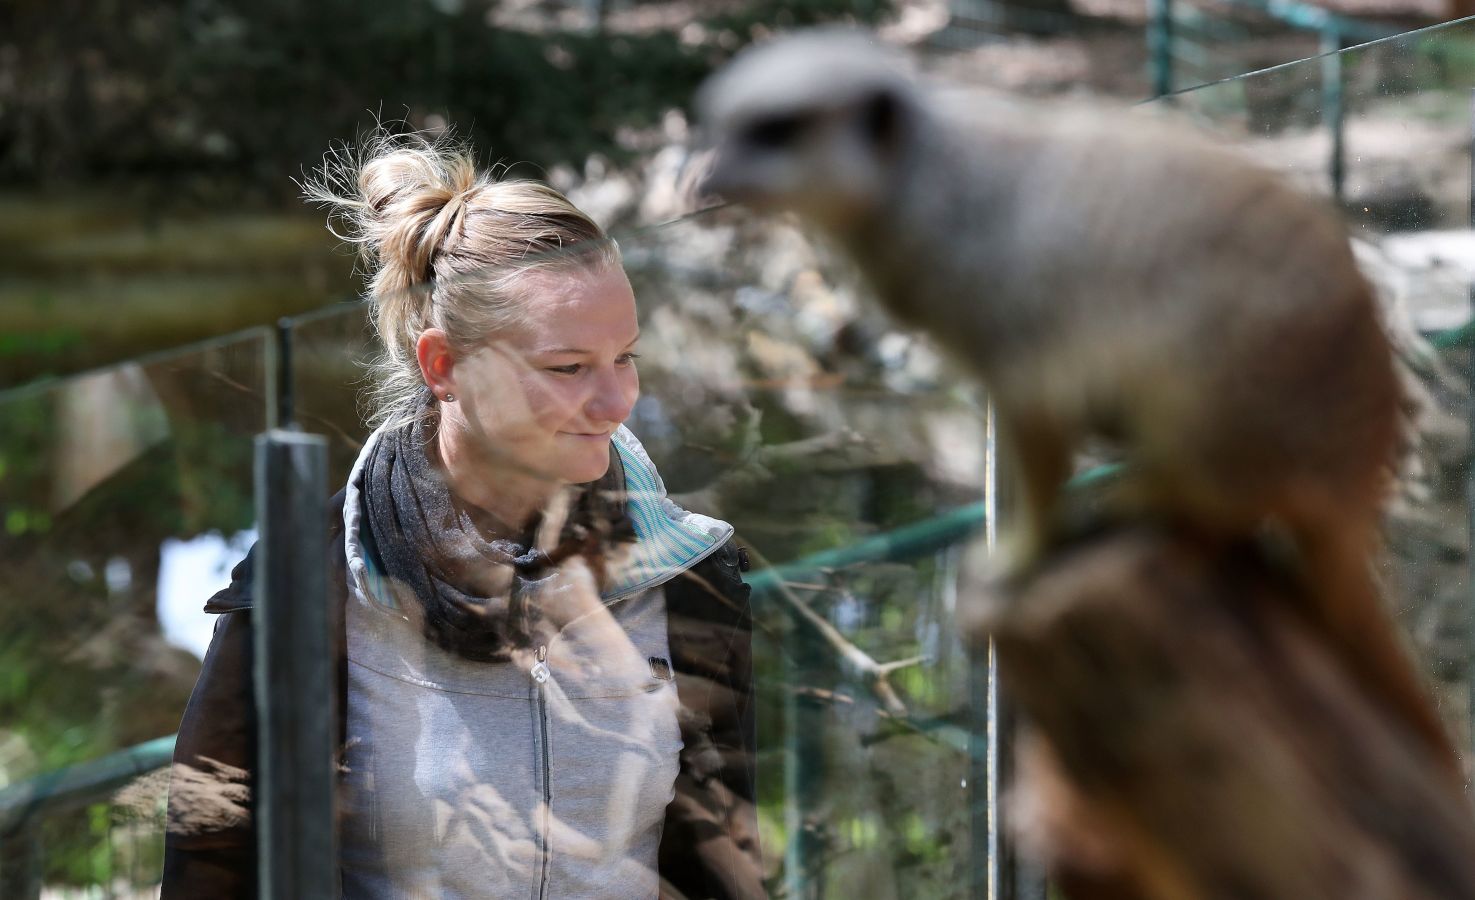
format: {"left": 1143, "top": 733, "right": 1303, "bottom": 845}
{"left": 527, "top": 376, "right": 585, "bottom": 431}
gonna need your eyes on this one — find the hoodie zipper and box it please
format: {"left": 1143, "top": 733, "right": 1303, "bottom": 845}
{"left": 533, "top": 644, "right": 551, "bottom": 900}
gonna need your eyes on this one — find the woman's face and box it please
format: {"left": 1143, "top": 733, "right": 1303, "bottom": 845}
{"left": 450, "top": 264, "right": 641, "bottom": 487}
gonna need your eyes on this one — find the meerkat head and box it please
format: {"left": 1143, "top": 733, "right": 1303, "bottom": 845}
{"left": 695, "top": 29, "right": 917, "bottom": 232}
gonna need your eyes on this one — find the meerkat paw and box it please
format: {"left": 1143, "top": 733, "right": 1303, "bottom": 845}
{"left": 954, "top": 534, "right": 1031, "bottom": 643}
{"left": 995, "top": 527, "right": 1053, "bottom": 582}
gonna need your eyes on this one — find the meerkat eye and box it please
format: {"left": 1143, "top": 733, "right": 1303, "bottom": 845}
{"left": 743, "top": 113, "right": 808, "bottom": 149}
{"left": 860, "top": 91, "right": 899, "bottom": 146}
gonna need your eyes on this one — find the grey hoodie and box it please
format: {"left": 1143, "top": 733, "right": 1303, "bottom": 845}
{"left": 338, "top": 425, "right": 734, "bottom": 899}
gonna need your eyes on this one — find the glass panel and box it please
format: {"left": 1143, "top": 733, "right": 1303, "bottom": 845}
{"left": 34, "top": 16, "right": 1475, "bottom": 896}
{"left": 1167, "top": 17, "right": 1475, "bottom": 756}
{"left": 0, "top": 328, "right": 269, "bottom": 896}
{"left": 289, "top": 302, "right": 377, "bottom": 488}
{"left": 254, "top": 210, "right": 986, "bottom": 897}
{"left": 622, "top": 209, "right": 986, "bottom": 897}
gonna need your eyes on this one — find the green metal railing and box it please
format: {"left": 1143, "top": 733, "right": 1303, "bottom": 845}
{"left": 1147, "top": 0, "right": 1407, "bottom": 203}
{"left": 0, "top": 737, "right": 176, "bottom": 837}
{"left": 1148, "top": 0, "right": 1403, "bottom": 96}
{"left": 0, "top": 737, "right": 176, "bottom": 898}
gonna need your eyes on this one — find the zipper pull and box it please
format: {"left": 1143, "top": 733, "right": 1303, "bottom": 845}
{"left": 531, "top": 645, "right": 550, "bottom": 684}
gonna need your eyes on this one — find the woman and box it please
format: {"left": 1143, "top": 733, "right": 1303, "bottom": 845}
{"left": 162, "top": 134, "right": 765, "bottom": 899}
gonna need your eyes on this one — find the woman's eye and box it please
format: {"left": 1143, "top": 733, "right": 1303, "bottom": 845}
{"left": 546, "top": 354, "right": 637, "bottom": 374}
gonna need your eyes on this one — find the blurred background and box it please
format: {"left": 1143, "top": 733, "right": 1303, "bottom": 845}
{"left": 7, "top": 0, "right": 1475, "bottom": 896}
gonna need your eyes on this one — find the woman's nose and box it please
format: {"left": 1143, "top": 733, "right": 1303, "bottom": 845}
{"left": 585, "top": 366, "right": 637, "bottom": 424}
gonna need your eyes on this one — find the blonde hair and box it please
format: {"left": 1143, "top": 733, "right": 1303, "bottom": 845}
{"left": 303, "top": 130, "right": 621, "bottom": 429}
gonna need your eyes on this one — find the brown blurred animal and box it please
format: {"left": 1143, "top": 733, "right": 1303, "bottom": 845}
{"left": 696, "top": 29, "right": 1458, "bottom": 772}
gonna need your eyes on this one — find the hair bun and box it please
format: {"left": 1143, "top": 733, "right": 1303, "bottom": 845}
{"left": 304, "top": 132, "right": 483, "bottom": 300}
{"left": 357, "top": 143, "right": 481, "bottom": 296}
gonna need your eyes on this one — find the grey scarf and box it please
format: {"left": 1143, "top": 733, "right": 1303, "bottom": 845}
{"left": 363, "top": 406, "right": 635, "bottom": 662}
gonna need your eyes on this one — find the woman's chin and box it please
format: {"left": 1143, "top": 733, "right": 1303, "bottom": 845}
{"left": 557, "top": 447, "right": 613, "bottom": 485}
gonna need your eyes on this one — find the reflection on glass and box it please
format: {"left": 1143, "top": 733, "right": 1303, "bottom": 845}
{"left": 289, "top": 302, "right": 375, "bottom": 488}
{"left": 13, "top": 16, "right": 1475, "bottom": 897}
{"left": 621, "top": 210, "right": 984, "bottom": 898}
{"left": 1165, "top": 17, "right": 1475, "bottom": 762}
{"left": 0, "top": 329, "right": 268, "bottom": 895}
{"left": 156, "top": 129, "right": 984, "bottom": 899}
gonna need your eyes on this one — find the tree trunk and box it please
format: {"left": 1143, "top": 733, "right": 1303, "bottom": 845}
{"left": 981, "top": 526, "right": 1475, "bottom": 900}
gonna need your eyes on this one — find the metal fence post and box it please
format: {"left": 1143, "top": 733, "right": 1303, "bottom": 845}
{"left": 976, "top": 404, "right": 1048, "bottom": 899}
{"left": 1322, "top": 27, "right": 1346, "bottom": 205}
{"left": 0, "top": 830, "right": 41, "bottom": 900}
{"left": 782, "top": 648, "right": 826, "bottom": 900}
{"left": 969, "top": 408, "right": 998, "bottom": 899}
{"left": 1148, "top": 0, "right": 1175, "bottom": 98}
{"left": 274, "top": 318, "right": 295, "bottom": 430}
{"left": 254, "top": 430, "right": 335, "bottom": 900}
{"left": 1467, "top": 89, "right": 1475, "bottom": 778}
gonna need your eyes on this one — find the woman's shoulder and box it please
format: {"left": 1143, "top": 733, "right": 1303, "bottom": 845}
{"left": 201, "top": 490, "right": 349, "bottom": 615}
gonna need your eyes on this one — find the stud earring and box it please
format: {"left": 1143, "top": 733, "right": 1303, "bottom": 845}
{"left": 443, "top": 393, "right": 455, "bottom": 403}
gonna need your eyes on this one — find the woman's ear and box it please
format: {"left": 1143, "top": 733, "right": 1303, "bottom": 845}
{"left": 416, "top": 329, "right": 457, "bottom": 401}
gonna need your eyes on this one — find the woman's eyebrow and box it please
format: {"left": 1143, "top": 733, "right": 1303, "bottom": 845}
{"left": 535, "top": 333, "right": 640, "bottom": 355}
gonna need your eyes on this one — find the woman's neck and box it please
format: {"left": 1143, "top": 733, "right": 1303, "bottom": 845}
{"left": 432, "top": 420, "right": 558, "bottom": 535}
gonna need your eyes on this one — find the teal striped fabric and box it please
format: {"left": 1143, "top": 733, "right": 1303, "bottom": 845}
{"left": 602, "top": 430, "right": 728, "bottom": 600}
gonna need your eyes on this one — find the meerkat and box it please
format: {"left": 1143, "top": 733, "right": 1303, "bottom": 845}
{"left": 695, "top": 30, "right": 1459, "bottom": 772}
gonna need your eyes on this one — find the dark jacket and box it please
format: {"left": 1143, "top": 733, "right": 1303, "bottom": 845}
{"left": 162, "top": 489, "right": 764, "bottom": 899}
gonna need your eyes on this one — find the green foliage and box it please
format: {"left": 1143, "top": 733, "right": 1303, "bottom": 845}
{"left": 0, "top": 390, "right": 58, "bottom": 538}
{"left": 4, "top": 0, "right": 896, "bottom": 201}
{"left": 0, "top": 330, "right": 85, "bottom": 363}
